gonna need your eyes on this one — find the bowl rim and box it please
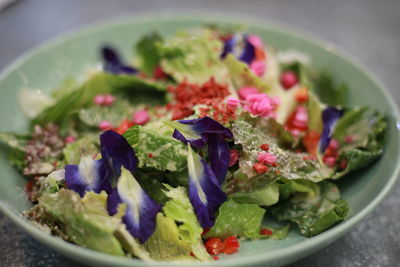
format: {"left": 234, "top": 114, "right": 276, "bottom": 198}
{"left": 0, "top": 10, "right": 399, "bottom": 267}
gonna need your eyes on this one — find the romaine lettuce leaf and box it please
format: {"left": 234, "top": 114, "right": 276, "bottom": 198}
{"left": 63, "top": 135, "right": 99, "bottom": 164}
{"left": 311, "top": 72, "right": 348, "bottom": 107}
{"left": 30, "top": 189, "right": 125, "bottom": 256}
{"left": 135, "top": 32, "right": 163, "bottom": 75}
{"left": 123, "top": 125, "right": 187, "bottom": 172}
{"left": 144, "top": 213, "right": 194, "bottom": 261}
{"left": 162, "top": 185, "right": 211, "bottom": 261}
{"left": 204, "top": 200, "right": 265, "bottom": 239}
{"left": 0, "top": 132, "right": 27, "bottom": 171}
{"left": 157, "top": 29, "right": 228, "bottom": 84}
{"left": 34, "top": 73, "right": 166, "bottom": 126}
{"left": 229, "top": 182, "right": 280, "bottom": 206}
{"left": 271, "top": 181, "right": 350, "bottom": 237}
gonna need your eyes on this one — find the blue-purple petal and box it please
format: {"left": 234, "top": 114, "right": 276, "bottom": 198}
{"left": 238, "top": 35, "right": 256, "bottom": 65}
{"left": 108, "top": 167, "right": 161, "bottom": 243}
{"left": 187, "top": 145, "right": 227, "bottom": 228}
{"left": 101, "top": 46, "right": 138, "bottom": 75}
{"left": 319, "top": 107, "right": 343, "bottom": 153}
{"left": 172, "top": 129, "right": 206, "bottom": 148}
{"left": 100, "top": 130, "right": 138, "bottom": 178}
{"left": 207, "top": 134, "right": 230, "bottom": 184}
{"left": 179, "top": 117, "right": 233, "bottom": 141}
{"left": 65, "top": 158, "right": 105, "bottom": 197}
{"left": 220, "top": 36, "right": 237, "bottom": 59}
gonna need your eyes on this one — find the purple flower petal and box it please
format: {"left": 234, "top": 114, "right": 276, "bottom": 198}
{"left": 220, "top": 36, "right": 237, "bottom": 59}
{"left": 207, "top": 134, "right": 230, "bottom": 185}
{"left": 319, "top": 107, "right": 343, "bottom": 153}
{"left": 65, "top": 158, "right": 106, "bottom": 197}
{"left": 65, "top": 131, "right": 138, "bottom": 196}
{"left": 187, "top": 145, "right": 227, "bottom": 228}
{"left": 101, "top": 46, "right": 138, "bottom": 75}
{"left": 238, "top": 35, "right": 256, "bottom": 65}
{"left": 107, "top": 167, "right": 161, "bottom": 243}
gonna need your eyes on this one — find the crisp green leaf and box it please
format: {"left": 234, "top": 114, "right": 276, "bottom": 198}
{"left": 144, "top": 213, "right": 193, "bottom": 261}
{"left": 162, "top": 185, "right": 211, "bottom": 261}
{"left": 124, "top": 125, "right": 187, "bottom": 172}
{"left": 158, "top": 29, "right": 228, "bottom": 84}
{"left": 311, "top": 72, "right": 348, "bottom": 107}
{"left": 63, "top": 135, "right": 99, "bottom": 164}
{"left": 271, "top": 181, "right": 350, "bottom": 237}
{"left": 260, "top": 224, "right": 291, "bottom": 240}
{"left": 136, "top": 32, "right": 163, "bottom": 75}
{"left": 306, "top": 91, "right": 323, "bottom": 132}
{"left": 229, "top": 182, "right": 280, "bottom": 206}
{"left": 204, "top": 200, "right": 266, "bottom": 239}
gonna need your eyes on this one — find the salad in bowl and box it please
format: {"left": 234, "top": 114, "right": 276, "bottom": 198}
{"left": 0, "top": 24, "right": 387, "bottom": 262}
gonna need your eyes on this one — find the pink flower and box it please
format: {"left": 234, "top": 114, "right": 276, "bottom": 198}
{"left": 238, "top": 87, "right": 260, "bottom": 100}
{"left": 250, "top": 60, "right": 266, "bottom": 77}
{"left": 257, "top": 152, "right": 277, "bottom": 164}
{"left": 247, "top": 35, "right": 264, "bottom": 49}
{"left": 132, "top": 110, "right": 150, "bottom": 125}
{"left": 99, "top": 120, "right": 113, "bottom": 130}
{"left": 94, "top": 95, "right": 105, "bottom": 105}
{"left": 103, "top": 94, "right": 115, "bottom": 106}
{"left": 226, "top": 96, "right": 240, "bottom": 110}
{"left": 243, "top": 93, "right": 279, "bottom": 117}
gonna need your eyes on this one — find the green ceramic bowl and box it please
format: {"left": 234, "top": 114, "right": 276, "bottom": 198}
{"left": 0, "top": 12, "right": 399, "bottom": 267}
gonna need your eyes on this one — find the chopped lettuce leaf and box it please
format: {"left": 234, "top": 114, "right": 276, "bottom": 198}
{"left": 0, "top": 132, "right": 27, "bottom": 171}
{"left": 78, "top": 100, "right": 136, "bottom": 128}
{"left": 229, "top": 182, "right": 280, "bottom": 206}
{"left": 135, "top": 32, "right": 163, "bottom": 75}
{"left": 271, "top": 181, "right": 350, "bottom": 237}
{"left": 278, "top": 178, "right": 319, "bottom": 200}
{"left": 144, "top": 213, "right": 193, "bottom": 261}
{"left": 311, "top": 72, "right": 348, "bottom": 107}
{"left": 158, "top": 29, "right": 228, "bottom": 84}
{"left": 332, "top": 108, "right": 386, "bottom": 178}
{"left": 51, "top": 77, "right": 79, "bottom": 100}
{"left": 260, "top": 224, "right": 291, "bottom": 240}
{"left": 163, "top": 185, "right": 211, "bottom": 261}
{"left": 63, "top": 135, "right": 99, "bottom": 164}
{"left": 30, "top": 189, "right": 125, "bottom": 256}
{"left": 224, "top": 54, "right": 270, "bottom": 92}
{"left": 34, "top": 73, "right": 166, "bottom": 126}
{"left": 19, "top": 88, "right": 55, "bottom": 118}
{"left": 204, "top": 200, "right": 265, "bottom": 239}
{"left": 124, "top": 125, "right": 187, "bottom": 171}
{"left": 306, "top": 91, "right": 324, "bottom": 133}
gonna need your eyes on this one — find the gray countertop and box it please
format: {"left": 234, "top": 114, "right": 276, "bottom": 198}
{"left": 0, "top": 0, "right": 399, "bottom": 266}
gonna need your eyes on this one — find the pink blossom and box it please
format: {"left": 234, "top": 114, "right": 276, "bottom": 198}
{"left": 103, "top": 94, "right": 115, "bottom": 106}
{"left": 132, "top": 110, "right": 150, "bottom": 125}
{"left": 94, "top": 95, "right": 105, "bottom": 105}
{"left": 238, "top": 87, "right": 260, "bottom": 100}
{"left": 226, "top": 96, "right": 240, "bottom": 110}
{"left": 99, "top": 120, "right": 113, "bottom": 130}
{"left": 250, "top": 60, "right": 266, "bottom": 77}
{"left": 247, "top": 35, "right": 264, "bottom": 49}
{"left": 292, "top": 106, "right": 308, "bottom": 129}
{"left": 243, "top": 93, "right": 279, "bottom": 117}
{"left": 257, "top": 152, "right": 277, "bottom": 165}
{"left": 64, "top": 135, "right": 76, "bottom": 144}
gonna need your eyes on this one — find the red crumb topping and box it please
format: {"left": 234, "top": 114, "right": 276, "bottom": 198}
{"left": 167, "top": 77, "right": 232, "bottom": 121}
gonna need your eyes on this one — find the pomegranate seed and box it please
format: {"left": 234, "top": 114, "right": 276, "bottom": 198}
{"left": 280, "top": 71, "right": 298, "bottom": 90}
{"left": 202, "top": 228, "right": 210, "bottom": 236}
{"left": 260, "top": 143, "right": 269, "bottom": 151}
{"left": 213, "top": 256, "right": 220, "bottom": 261}
{"left": 253, "top": 162, "right": 268, "bottom": 174}
{"left": 260, "top": 228, "right": 273, "bottom": 236}
{"left": 205, "top": 238, "right": 224, "bottom": 255}
{"left": 222, "top": 236, "right": 240, "bottom": 254}
{"left": 148, "top": 153, "right": 153, "bottom": 158}
{"left": 340, "top": 159, "right": 348, "bottom": 170}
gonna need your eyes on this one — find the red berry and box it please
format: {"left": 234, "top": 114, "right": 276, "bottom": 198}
{"left": 229, "top": 149, "right": 239, "bottom": 167}
{"left": 260, "top": 143, "right": 269, "bottom": 151}
{"left": 205, "top": 238, "right": 224, "bottom": 255}
{"left": 280, "top": 71, "right": 298, "bottom": 90}
{"left": 260, "top": 228, "right": 273, "bottom": 236}
{"left": 253, "top": 162, "right": 268, "bottom": 174}
{"left": 222, "top": 236, "right": 240, "bottom": 254}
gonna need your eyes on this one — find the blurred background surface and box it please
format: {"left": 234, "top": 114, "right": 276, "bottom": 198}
{"left": 0, "top": 0, "right": 399, "bottom": 266}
